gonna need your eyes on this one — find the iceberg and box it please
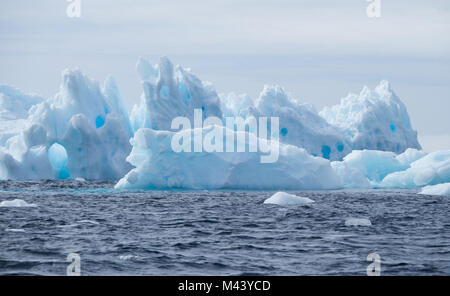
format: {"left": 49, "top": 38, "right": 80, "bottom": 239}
{"left": 131, "top": 57, "right": 366, "bottom": 161}
{"left": 263, "top": 192, "right": 315, "bottom": 206}
{"left": 320, "top": 80, "right": 421, "bottom": 154}
{"left": 0, "top": 56, "right": 432, "bottom": 188}
{"left": 115, "top": 127, "right": 342, "bottom": 190}
{"left": 419, "top": 183, "right": 450, "bottom": 196}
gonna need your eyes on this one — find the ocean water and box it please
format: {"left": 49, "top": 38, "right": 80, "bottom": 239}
{"left": 0, "top": 180, "right": 449, "bottom": 276}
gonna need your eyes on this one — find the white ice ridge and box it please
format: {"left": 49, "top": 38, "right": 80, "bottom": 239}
{"left": 263, "top": 192, "right": 315, "bottom": 206}
{"left": 419, "top": 183, "right": 450, "bottom": 196}
{"left": 1, "top": 56, "right": 446, "bottom": 191}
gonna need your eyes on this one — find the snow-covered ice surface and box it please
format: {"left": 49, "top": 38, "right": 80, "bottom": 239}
{"left": 263, "top": 191, "right": 314, "bottom": 206}
{"left": 1, "top": 56, "right": 449, "bottom": 191}
{"left": 419, "top": 183, "right": 450, "bottom": 196}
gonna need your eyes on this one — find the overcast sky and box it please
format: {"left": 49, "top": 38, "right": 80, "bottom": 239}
{"left": 0, "top": 0, "right": 449, "bottom": 151}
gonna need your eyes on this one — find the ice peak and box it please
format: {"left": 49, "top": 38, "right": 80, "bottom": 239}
{"left": 320, "top": 80, "right": 421, "bottom": 153}
{"left": 375, "top": 79, "right": 393, "bottom": 98}
{"left": 257, "top": 85, "right": 291, "bottom": 111}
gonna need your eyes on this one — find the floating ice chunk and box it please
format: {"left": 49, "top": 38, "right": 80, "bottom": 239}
{"left": 419, "top": 183, "right": 450, "bottom": 196}
{"left": 382, "top": 150, "right": 450, "bottom": 188}
{"left": 264, "top": 192, "right": 315, "bottom": 206}
{"left": 345, "top": 218, "right": 372, "bottom": 227}
{"left": 320, "top": 80, "right": 421, "bottom": 154}
{"left": 0, "top": 199, "right": 37, "bottom": 207}
{"left": 119, "top": 254, "right": 138, "bottom": 261}
{"left": 75, "top": 177, "right": 86, "bottom": 182}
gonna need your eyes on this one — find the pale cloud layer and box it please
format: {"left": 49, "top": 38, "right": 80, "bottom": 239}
{"left": 0, "top": 0, "right": 449, "bottom": 150}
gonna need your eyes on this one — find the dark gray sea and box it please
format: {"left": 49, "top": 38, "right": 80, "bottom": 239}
{"left": 0, "top": 180, "right": 449, "bottom": 276}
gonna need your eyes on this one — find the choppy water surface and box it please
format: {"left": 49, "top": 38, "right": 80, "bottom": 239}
{"left": 0, "top": 180, "right": 449, "bottom": 276}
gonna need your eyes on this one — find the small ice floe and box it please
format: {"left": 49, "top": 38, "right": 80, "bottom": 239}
{"left": 75, "top": 177, "right": 87, "bottom": 182}
{"left": 0, "top": 199, "right": 37, "bottom": 208}
{"left": 76, "top": 220, "right": 100, "bottom": 225}
{"left": 345, "top": 218, "right": 372, "bottom": 227}
{"left": 419, "top": 183, "right": 450, "bottom": 196}
{"left": 264, "top": 192, "right": 314, "bottom": 206}
{"left": 5, "top": 228, "right": 26, "bottom": 233}
{"left": 119, "top": 254, "right": 138, "bottom": 261}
